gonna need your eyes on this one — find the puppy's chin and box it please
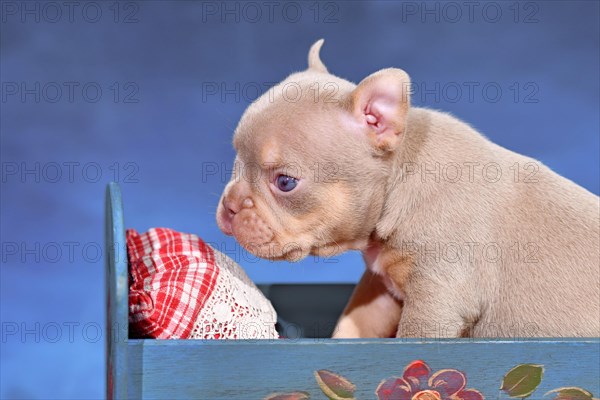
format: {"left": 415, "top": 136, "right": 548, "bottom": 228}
{"left": 239, "top": 237, "right": 364, "bottom": 262}
{"left": 242, "top": 238, "right": 359, "bottom": 262}
{"left": 240, "top": 240, "right": 310, "bottom": 262}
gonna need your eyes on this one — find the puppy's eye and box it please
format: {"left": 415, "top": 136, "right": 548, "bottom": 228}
{"left": 275, "top": 175, "right": 298, "bottom": 192}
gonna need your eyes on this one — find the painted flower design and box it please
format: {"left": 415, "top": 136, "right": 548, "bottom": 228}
{"left": 376, "top": 360, "right": 484, "bottom": 400}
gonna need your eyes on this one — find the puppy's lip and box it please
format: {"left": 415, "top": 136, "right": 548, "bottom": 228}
{"left": 221, "top": 224, "right": 233, "bottom": 236}
{"left": 216, "top": 207, "right": 234, "bottom": 236}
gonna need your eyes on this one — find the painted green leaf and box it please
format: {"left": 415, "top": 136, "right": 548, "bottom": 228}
{"left": 264, "top": 391, "right": 310, "bottom": 400}
{"left": 314, "top": 370, "right": 356, "bottom": 400}
{"left": 545, "top": 387, "right": 594, "bottom": 400}
{"left": 501, "top": 364, "right": 544, "bottom": 398}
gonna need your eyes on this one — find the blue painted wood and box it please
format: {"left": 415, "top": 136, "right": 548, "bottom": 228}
{"left": 105, "top": 182, "right": 128, "bottom": 400}
{"left": 126, "top": 339, "right": 600, "bottom": 399}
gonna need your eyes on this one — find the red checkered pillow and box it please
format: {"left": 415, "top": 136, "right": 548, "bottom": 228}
{"left": 127, "top": 228, "right": 278, "bottom": 339}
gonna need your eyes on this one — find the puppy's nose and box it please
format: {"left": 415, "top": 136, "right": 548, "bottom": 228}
{"left": 223, "top": 196, "right": 254, "bottom": 216}
{"left": 223, "top": 197, "right": 239, "bottom": 216}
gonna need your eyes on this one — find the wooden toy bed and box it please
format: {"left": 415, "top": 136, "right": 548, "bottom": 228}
{"left": 105, "top": 182, "right": 600, "bottom": 399}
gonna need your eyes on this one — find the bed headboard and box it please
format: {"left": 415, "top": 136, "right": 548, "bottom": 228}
{"left": 105, "top": 182, "right": 128, "bottom": 400}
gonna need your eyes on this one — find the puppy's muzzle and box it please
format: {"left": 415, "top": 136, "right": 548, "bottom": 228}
{"left": 218, "top": 196, "right": 274, "bottom": 246}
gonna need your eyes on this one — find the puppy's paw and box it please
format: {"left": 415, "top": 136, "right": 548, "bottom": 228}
{"left": 331, "top": 319, "right": 362, "bottom": 339}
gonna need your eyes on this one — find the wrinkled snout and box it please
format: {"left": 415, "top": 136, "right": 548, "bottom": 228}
{"left": 216, "top": 183, "right": 274, "bottom": 248}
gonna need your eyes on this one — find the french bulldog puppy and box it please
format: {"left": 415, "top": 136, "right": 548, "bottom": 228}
{"left": 216, "top": 39, "right": 600, "bottom": 338}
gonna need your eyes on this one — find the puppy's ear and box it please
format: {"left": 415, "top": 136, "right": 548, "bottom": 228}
{"left": 349, "top": 68, "right": 411, "bottom": 152}
{"left": 308, "top": 39, "right": 328, "bottom": 73}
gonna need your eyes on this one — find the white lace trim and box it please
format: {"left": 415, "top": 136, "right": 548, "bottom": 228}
{"left": 190, "top": 246, "right": 279, "bottom": 340}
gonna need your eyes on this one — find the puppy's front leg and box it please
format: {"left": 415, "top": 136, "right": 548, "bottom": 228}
{"left": 396, "top": 283, "right": 473, "bottom": 338}
{"left": 332, "top": 269, "right": 402, "bottom": 338}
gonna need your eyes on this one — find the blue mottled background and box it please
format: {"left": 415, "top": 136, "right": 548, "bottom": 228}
{"left": 1, "top": 1, "right": 598, "bottom": 398}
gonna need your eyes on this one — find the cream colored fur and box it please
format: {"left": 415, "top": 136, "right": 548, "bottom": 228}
{"left": 216, "top": 39, "right": 600, "bottom": 338}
